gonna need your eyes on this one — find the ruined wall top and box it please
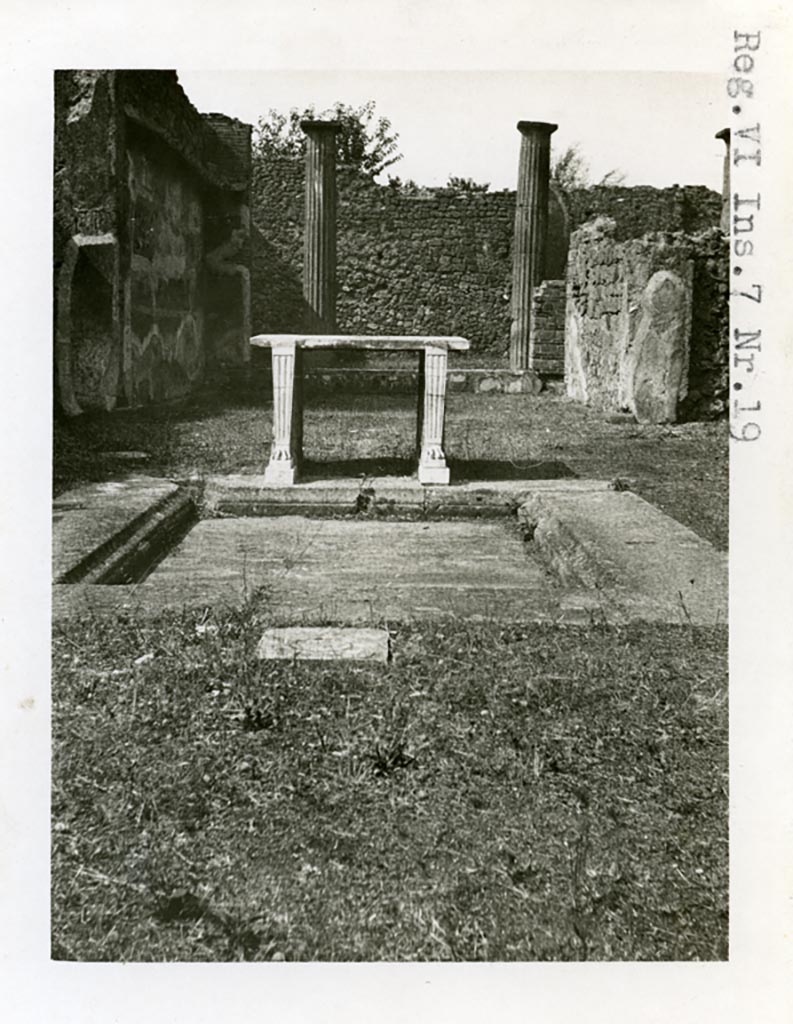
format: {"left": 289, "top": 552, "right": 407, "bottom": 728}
{"left": 55, "top": 70, "right": 252, "bottom": 194}
{"left": 118, "top": 71, "right": 251, "bottom": 191}
{"left": 199, "top": 112, "right": 253, "bottom": 178}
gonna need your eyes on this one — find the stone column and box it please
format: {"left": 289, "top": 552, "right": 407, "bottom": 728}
{"left": 417, "top": 344, "right": 450, "bottom": 485}
{"left": 509, "top": 120, "right": 558, "bottom": 372}
{"left": 715, "top": 128, "right": 731, "bottom": 234}
{"left": 301, "top": 119, "right": 341, "bottom": 332}
{"left": 264, "top": 341, "right": 303, "bottom": 485}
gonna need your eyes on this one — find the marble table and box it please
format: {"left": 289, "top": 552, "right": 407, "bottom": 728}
{"left": 250, "top": 334, "right": 471, "bottom": 485}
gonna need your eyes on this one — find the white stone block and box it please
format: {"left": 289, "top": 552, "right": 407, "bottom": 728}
{"left": 263, "top": 460, "right": 298, "bottom": 486}
{"left": 417, "top": 462, "right": 450, "bottom": 485}
{"left": 256, "top": 627, "right": 389, "bottom": 663}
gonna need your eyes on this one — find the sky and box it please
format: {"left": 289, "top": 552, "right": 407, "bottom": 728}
{"left": 178, "top": 69, "right": 726, "bottom": 191}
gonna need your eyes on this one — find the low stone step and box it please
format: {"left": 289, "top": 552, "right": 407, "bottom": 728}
{"left": 251, "top": 366, "right": 545, "bottom": 395}
{"left": 202, "top": 475, "right": 614, "bottom": 520}
{"left": 53, "top": 476, "right": 196, "bottom": 584}
{"left": 518, "top": 490, "right": 727, "bottom": 625}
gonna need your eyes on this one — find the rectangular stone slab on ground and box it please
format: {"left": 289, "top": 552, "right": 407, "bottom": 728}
{"left": 256, "top": 627, "right": 389, "bottom": 663}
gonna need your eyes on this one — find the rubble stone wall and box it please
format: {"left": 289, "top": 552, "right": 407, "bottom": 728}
{"left": 565, "top": 221, "right": 728, "bottom": 421}
{"left": 251, "top": 154, "right": 720, "bottom": 359}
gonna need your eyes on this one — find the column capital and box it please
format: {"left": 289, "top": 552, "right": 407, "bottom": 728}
{"left": 517, "top": 120, "right": 558, "bottom": 136}
{"left": 715, "top": 128, "right": 731, "bottom": 144}
{"left": 301, "top": 119, "right": 342, "bottom": 135}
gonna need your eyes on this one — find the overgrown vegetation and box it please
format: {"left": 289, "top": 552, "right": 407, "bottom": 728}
{"left": 52, "top": 613, "right": 727, "bottom": 962}
{"left": 445, "top": 175, "right": 490, "bottom": 194}
{"left": 552, "top": 143, "right": 626, "bottom": 191}
{"left": 254, "top": 100, "right": 402, "bottom": 179}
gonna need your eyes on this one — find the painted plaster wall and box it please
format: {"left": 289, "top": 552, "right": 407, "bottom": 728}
{"left": 125, "top": 139, "right": 205, "bottom": 405}
{"left": 54, "top": 70, "right": 252, "bottom": 415}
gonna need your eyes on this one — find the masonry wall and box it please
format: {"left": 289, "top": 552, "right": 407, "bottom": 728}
{"left": 200, "top": 114, "right": 253, "bottom": 369}
{"left": 252, "top": 160, "right": 521, "bottom": 349}
{"left": 54, "top": 70, "right": 251, "bottom": 415}
{"left": 251, "top": 154, "right": 721, "bottom": 358}
{"left": 563, "top": 186, "right": 721, "bottom": 241}
{"left": 529, "top": 280, "right": 566, "bottom": 376}
{"left": 565, "top": 223, "right": 728, "bottom": 420}
{"left": 54, "top": 71, "right": 123, "bottom": 413}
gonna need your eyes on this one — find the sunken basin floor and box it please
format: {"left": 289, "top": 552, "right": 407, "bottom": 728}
{"left": 142, "top": 515, "right": 558, "bottom": 624}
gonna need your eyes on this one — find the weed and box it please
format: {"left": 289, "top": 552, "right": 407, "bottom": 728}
{"left": 52, "top": 614, "right": 728, "bottom": 962}
{"left": 54, "top": 391, "right": 727, "bottom": 550}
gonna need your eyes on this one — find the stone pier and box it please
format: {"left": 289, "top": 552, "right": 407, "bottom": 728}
{"left": 715, "top": 128, "right": 730, "bottom": 234}
{"left": 509, "top": 120, "right": 558, "bottom": 372}
{"left": 301, "top": 120, "right": 341, "bottom": 332}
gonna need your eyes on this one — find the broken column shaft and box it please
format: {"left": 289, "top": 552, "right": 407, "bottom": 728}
{"left": 509, "top": 120, "right": 558, "bottom": 372}
{"left": 301, "top": 119, "right": 341, "bottom": 332}
{"left": 715, "top": 128, "right": 731, "bottom": 234}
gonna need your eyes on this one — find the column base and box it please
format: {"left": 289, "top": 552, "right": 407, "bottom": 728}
{"left": 263, "top": 459, "right": 299, "bottom": 486}
{"left": 418, "top": 460, "right": 450, "bottom": 485}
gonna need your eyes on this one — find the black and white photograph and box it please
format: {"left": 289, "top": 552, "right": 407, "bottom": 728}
{"left": 2, "top": 0, "right": 792, "bottom": 1020}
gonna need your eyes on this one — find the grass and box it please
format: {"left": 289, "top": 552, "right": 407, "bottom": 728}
{"left": 52, "top": 378, "right": 729, "bottom": 961}
{"left": 52, "top": 610, "right": 727, "bottom": 962}
{"left": 53, "top": 379, "right": 728, "bottom": 549}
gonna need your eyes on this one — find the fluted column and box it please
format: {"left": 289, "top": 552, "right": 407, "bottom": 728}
{"left": 264, "top": 340, "right": 303, "bottom": 485}
{"left": 509, "top": 120, "right": 558, "bottom": 372}
{"left": 715, "top": 128, "right": 731, "bottom": 234}
{"left": 301, "top": 120, "right": 340, "bottom": 332}
{"left": 417, "top": 344, "right": 450, "bottom": 484}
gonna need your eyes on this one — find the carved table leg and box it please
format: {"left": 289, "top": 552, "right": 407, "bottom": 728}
{"left": 264, "top": 341, "right": 303, "bottom": 485}
{"left": 417, "top": 343, "right": 450, "bottom": 485}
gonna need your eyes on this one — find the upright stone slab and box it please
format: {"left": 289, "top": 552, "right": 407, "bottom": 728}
{"left": 626, "top": 269, "right": 691, "bottom": 424}
{"left": 301, "top": 120, "right": 340, "bottom": 333}
{"left": 509, "top": 120, "right": 558, "bottom": 372}
{"left": 715, "top": 128, "right": 730, "bottom": 235}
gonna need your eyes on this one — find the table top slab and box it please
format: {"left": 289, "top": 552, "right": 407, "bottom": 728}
{"left": 250, "top": 334, "right": 471, "bottom": 352}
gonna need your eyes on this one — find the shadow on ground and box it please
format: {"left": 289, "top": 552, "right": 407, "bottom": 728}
{"left": 300, "top": 458, "right": 575, "bottom": 482}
